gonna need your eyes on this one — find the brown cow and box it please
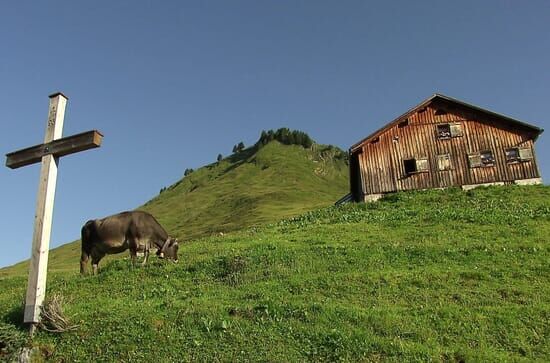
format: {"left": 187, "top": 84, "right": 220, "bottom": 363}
{"left": 80, "top": 211, "right": 179, "bottom": 275}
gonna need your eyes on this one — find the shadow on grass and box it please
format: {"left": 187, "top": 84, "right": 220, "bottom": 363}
{"left": 4, "top": 304, "right": 26, "bottom": 330}
{"left": 1, "top": 308, "right": 29, "bottom": 362}
{"left": 223, "top": 146, "right": 259, "bottom": 174}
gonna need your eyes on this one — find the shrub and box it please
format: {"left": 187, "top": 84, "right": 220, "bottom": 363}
{"left": 39, "top": 293, "right": 79, "bottom": 333}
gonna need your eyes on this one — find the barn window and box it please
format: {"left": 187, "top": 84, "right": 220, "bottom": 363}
{"left": 480, "top": 150, "right": 495, "bottom": 166}
{"left": 398, "top": 119, "right": 409, "bottom": 128}
{"left": 437, "top": 154, "right": 452, "bottom": 171}
{"left": 437, "top": 123, "right": 463, "bottom": 139}
{"left": 505, "top": 147, "right": 533, "bottom": 163}
{"left": 404, "top": 157, "right": 429, "bottom": 175}
{"left": 505, "top": 148, "right": 519, "bottom": 163}
{"left": 468, "top": 150, "right": 494, "bottom": 168}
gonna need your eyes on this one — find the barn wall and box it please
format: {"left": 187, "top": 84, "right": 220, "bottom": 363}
{"left": 356, "top": 104, "right": 541, "bottom": 195}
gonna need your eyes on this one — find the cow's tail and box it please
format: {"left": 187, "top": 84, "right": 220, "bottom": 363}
{"left": 80, "top": 220, "right": 94, "bottom": 275}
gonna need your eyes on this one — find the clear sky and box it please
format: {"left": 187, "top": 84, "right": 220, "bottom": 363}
{"left": 1, "top": 1, "right": 549, "bottom": 268}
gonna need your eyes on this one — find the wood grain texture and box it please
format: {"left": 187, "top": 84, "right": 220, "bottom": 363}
{"left": 350, "top": 98, "right": 542, "bottom": 199}
{"left": 23, "top": 94, "right": 66, "bottom": 324}
{"left": 6, "top": 130, "right": 103, "bottom": 169}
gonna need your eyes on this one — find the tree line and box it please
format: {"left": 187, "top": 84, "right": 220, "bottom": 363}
{"left": 256, "top": 128, "right": 314, "bottom": 148}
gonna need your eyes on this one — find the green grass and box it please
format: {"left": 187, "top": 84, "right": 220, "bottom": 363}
{"left": 0, "top": 141, "right": 348, "bottom": 276}
{"left": 1, "top": 185, "right": 549, "bottom": 361}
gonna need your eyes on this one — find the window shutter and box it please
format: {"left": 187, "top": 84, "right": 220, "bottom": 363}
{"left": 518, "top": 147, "right": 533, "bottom": 161}
{"left": 416, "top": 158, "right": 429, "bottom": 172}
{"left": 437, "top": 154, "right": 451, "bottom": 170}
{"left": 468, "top": 153, "right": 482, "bottom": 168}
{"left": 449, "top": 123, "right": 463, "bottom": 137}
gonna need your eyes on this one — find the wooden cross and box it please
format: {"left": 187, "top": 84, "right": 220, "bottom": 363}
{"left": 5, "top": 92, "right": 102, "bottom": 333}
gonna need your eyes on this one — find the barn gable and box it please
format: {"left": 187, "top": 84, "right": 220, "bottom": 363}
{"left": 349, "top": 94, "right": 544, "bottom": 201}
{"left": 351, "top": 94, "right": 543, "bottom": 153}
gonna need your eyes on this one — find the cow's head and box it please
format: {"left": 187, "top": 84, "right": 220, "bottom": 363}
{"left": 158, "top": 237, "right": 179, "bottom": 262}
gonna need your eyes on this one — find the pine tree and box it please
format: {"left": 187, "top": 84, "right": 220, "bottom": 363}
{"left": 297, "top": 131, "right": 306, "bottom": 146}
{"left": 260, "top": 130, "right": 267, "bottom": 144}
{"left": 217, "top": 154, "right": 223, "bottom": 162}
{"left": 303, "top": 134, "right": 313, "bottom": 148}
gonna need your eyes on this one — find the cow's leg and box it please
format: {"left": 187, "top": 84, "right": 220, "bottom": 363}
{"left": 80, "top": 250, "right": 90, "bottom": 275}
{"left": 91, "top": 253, "right": 104, "bottom": 276}
{"left": 141, "top": 241, "right": 150, "bottom": 266}
{"left": 92, "top": 260, "right": 99, "bottom": 275}
{"left": 129, "top": 239, "right": 138, "bottom": 268}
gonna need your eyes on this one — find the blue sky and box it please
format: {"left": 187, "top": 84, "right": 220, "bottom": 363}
{"left": 1, "top": 1, "right": 549, "bottom": 268}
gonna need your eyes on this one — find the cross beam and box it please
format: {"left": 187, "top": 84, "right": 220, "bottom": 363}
{"left": 4, "top": 92, "right": 103, "bottom": 333}
{"left": 6, "top": 130, "right": 103, "bottom": 169}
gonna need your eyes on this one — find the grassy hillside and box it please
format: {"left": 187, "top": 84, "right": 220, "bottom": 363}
{"left": 0, "top": 141, "right": 349, "bottom": 276}
{"left": 143, "top": 141, "right": 349, "bottom": 240}
{"left": 1, "top": 185, "right": 549, "bottom": 361}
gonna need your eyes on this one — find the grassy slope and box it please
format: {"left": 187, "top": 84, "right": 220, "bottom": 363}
{"left": 1, "top": 185, "right": 549, "bottom": 361}
{"left": 0, "top": 142, "right": 348, "bottom": 276}
{"left": 143, "top": 142, "right": 349, "bottom": 241}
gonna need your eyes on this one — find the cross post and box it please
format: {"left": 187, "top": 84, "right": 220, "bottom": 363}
{"left": 5, "top": 92, "right": 102, "bottom": 334}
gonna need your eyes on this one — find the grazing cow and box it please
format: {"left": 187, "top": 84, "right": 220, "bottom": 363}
{"left": 80, "top": 211, "right": 179, "bottom": 275}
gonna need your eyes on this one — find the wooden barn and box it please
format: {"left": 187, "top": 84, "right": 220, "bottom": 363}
{"left": 349, "top": 94, "right": 544, "bottom": 202}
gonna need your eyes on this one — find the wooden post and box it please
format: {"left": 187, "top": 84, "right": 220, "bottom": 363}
{"left": 4, "top": 92, "right": 103, "bottom": 334}
{"left": 24, "top": 93, "right": 66, "bottom": 329}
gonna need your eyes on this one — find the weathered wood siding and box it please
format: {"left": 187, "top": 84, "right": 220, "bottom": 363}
{"left": 355, "top": 102, "right": 541, "bottom": 196}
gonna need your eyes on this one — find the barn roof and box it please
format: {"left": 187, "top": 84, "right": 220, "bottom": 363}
{"left": 350, "top": 93, "right": 544, "bottom": 153}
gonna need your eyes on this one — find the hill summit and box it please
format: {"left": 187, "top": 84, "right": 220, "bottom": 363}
{"left": 146, "top": 130, "right": 349, "bottom": 241}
